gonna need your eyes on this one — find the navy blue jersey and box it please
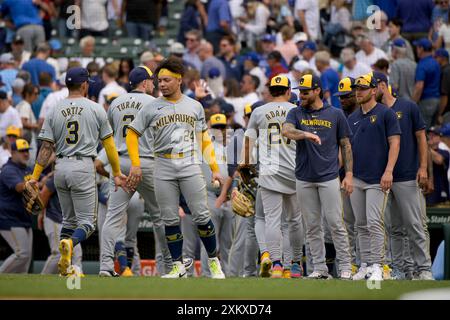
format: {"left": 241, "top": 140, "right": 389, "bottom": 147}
{"left": 391, "top": 98, "right": 426, "bottom": 182}
{"left": 45, "top": 176, "right": 62, "bottom": 224}
{"left": 286, "top": 103, "right": 352, "bottom": 183}
{"left": 0, "top": 159, "right": 32, "bottom": 229}
{"left": 348, "top": 103, "right": 402, "bottom": 184}
{"left": 426, "top": 148, "right": 449, "bottom": 205}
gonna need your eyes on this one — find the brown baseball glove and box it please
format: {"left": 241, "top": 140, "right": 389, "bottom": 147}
{"left": 23, "top": 181, "right": 44, "bottom": 216}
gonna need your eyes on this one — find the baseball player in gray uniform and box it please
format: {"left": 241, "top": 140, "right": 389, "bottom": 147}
{"left": 99, "top": 66, "right": 173, "bottom": 277}
{"left": 126, "top": 58, "right": 225, "bottom": 279}
{"left": 29, "top": 67, "right": 127, "bottom": 276}
{"left": 200, "top": 114, "right": 235, "bottom": 277}
{"left": 283, "top": 74, "right": 353, "bottom": 280}
{"left": 244, "top": 75, "right": 304, "bottom": 278}
{"left": 374, "top": 72, "right": 433, "bottom": 280}
{"left": 348, "top": 74, "right": 401, "bottom": 281}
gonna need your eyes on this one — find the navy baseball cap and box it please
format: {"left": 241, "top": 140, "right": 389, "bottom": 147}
{"left": 295, "top": 74, "right": 322, "bottom": 90}
{"left": 392, "top": 38, "right": 407, "bottom": 48}
{"left": 66, "top": 67, "right": 94, "bottom": 85}
{"left": 413, "top": 38, "right": 432, "bottom": 51}
{"left": 435, "top": 48, "right": 449, "bottom": 59}
{"left": 11, "top": 139, "right": 31, "bottom": 152}
{"left": 261, "top": 34, "right": 276, "bottom": 43}
{"left": 372, "top": 71, "right": 388, "bottom": 84}
{"left": 301, "top": 41, "right": 317, "bottom": 52}
{"left": 129, "top": 66, "right": 153, "bottom": 86}
{"left": 440, "top": 123, "right": 450, "bottom": 137}
{"left": 208, "top": 67, "right": 221, "bottom": 78}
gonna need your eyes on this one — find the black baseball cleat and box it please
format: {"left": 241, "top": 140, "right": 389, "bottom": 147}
{"left": 99, "top": 270, "right": 120, "bottom": 277}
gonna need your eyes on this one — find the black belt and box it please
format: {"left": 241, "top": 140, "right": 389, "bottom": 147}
{"left": 57, "top": 155, "right": 95, "bottom": 161}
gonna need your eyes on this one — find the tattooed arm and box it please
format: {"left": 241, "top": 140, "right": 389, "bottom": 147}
{"left": 31, "top": 140, "right": 54, "bottom": 181}
{"left": 339, "top": 137, "right": 353, "bottom": 195}
{"left": 282, "top": 123, "right": 321, "bottom": 144}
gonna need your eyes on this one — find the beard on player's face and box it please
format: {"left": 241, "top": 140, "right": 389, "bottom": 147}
{"left": 300, "top": 93, "right": 316, "bottom": 108}
{"left": 355, "top": 89, "right": 374, "bottom": 105}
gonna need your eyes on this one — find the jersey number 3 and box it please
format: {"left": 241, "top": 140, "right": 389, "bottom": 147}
{"left": 66, "top": 121, "right": 79, "bottom": 144}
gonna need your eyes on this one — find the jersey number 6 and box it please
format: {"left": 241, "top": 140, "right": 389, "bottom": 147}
{"left": 66, "top": 121, "right": 79, "bottom": 144}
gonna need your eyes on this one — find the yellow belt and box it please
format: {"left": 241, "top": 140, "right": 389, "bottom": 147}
{"left": 157, "top": 151, "right": 194, "bottom": 159}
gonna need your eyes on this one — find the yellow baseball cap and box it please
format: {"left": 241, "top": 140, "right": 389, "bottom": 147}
{"left": 11, "top": 139, "right": 30, "bottom": 151}
{"left": 295, "top": 74, "right": 322, "bottom": 90}
{"left": 244, "top": 103, "right": 253, "bottom": 116}
{"left": 210, "top": 113, "right": 227, "bottom": 127}
{"left": 6, "top": 125, "right": 21, "bottom": 137}
{"left": 334, "top": 77, "right": 355, "bottom": 96}
{"left": 270, "top": 75, "right": 291, "bottom": 88}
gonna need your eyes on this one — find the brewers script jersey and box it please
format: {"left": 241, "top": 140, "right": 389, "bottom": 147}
{"left": 107, "top": 92, "right": 155, "bottom": 156}
{"left": 245, "top": 101, "right": 297, "bottom": 194}
{"left": 128, "top": 95, "right": 207, "bottom": 156}
{"left": 39, "top": 97, "right": 113, "bottom": 157}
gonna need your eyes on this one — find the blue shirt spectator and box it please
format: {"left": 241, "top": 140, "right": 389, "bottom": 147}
{"left": 206, "top": 0, "right": 232, "bottom": 33}
{"left": 352, "top": 0, "right": 373, "bottom": 21}
{"left": 396, "top": 0, "right": 434, "bottom": 33}
{"left": 0, "top": 0, "right": 42, "bottom": 29}
{"left": 432, "top": 0, "right": 449, "bottom": 23}
{"left": 177, "top": 0, "right": 201, "bottom": 44}
{"left": 415, "top": 54, "right": 441, "bottom": 100}
{"left": 321, "top": 68, "right": 341, "bottom": 108}
{"left": 373, "top": 0, "right": 398, "bottom": 20}
{"left": 22, "top": 59, "right": 55, "bottom": 86}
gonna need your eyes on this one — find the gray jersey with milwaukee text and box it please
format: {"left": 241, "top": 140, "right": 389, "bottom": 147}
{"left": 39, "top": 97, "right": 112, "bottom": 157}
{"left": 245, "top": 101, "right": 296, "bottom": 194}
{"left": 128, "top": 95, "right": 207, "bottom": 156}
{"left": 107, "top": 92, "right": 155, "bottom": 156}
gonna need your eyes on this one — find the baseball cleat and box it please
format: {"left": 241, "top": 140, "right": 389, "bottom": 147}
{"left": 351, "top": 264, "right": 358, "bottom": 275}
{"left": 162, "top": 261, "right": 187, "bottom": 278}
{"left": 290, "top": 262, "right": 303, "bottom": 278}
{"left": 368, "top": 264, "right": 383, "bottom": 281}
{"left": 352, "top": 263, "right": 369, "bottom": 280}
{"left": 99, "top": 270, "right": 120, "bottom": 277}
{"left": 271, "top": 265, "right": 283, "bottom": 278}
{"left": 390, "top": 268, "right": 405, "bottom": 280}
{"left": 282, "top": 269, "right": 291, "bottom": 279}
{"left": 413, "top": 271, "right": 434, "bottom": 280}
{"left": 383, "top": 264, "right": 392, "bottom": 280}
{"left": 340, "top": 271, "right": 352, "bottom": 280}
{"left": 183, "top": 257, "right": 194, "bottom": 270}
{"left": 58, "top": 239, "right": 73, "bottom": 276}
{"left": 259, "top": 252, "right": 272, "bottom": 278}
{"left": 121, "top": 267, "right": 133, "bottom": 277}
{"left": 208, "top": 257, "right": 225, "bottom": 279}
{"left": 307, "top": 271, "right": 332, "bottom": 280}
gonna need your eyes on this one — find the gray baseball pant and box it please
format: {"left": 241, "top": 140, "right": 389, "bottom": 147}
{"left": 342, "top": 191, "right": 358, "bottom": 265}
{"left": 201, "top": 192, "right": 235, "bottom": 277}
{"left": 244, "top": 215, "right": 259, "bottom": 277}
{"left": 254, "top": 188, "right": 267, "bottom": 254}
{"left": 0, "top": 227, "right": 33, "bottom": 273}
{"left": 181, "top": 213, "right": 200, "bottom": 277}
{"left": 388, "top": 180, "right": 432, "bottom": 272}
{"left": 228, "top": 214, "right": 247, "bottom": 277}
{"left": 350, "top": 178, "right": 389, "bottom": 266}
{"left": 101, "top": 157, "right": 171, "bottom": 272}
{"left": 154, "top": 158, "right": 210, "bottom": 226}
{"left": 41, "top": 216, "right": 83, "bottom": 274}
{"left": 260, "top": 187, "right": 303, "bottom": 264}
{"left": 297, "top": 178, "right": 352, "bottom": 273}
{"left": 55, "top": 157, "right": 98, "bottom": 239}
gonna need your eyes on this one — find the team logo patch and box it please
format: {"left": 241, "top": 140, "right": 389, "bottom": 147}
{"left": 339, "top": 83, "right": 344, "bottom": 90}
{"left": 396, "top": 112, "right": 403, "bottom": 119}
{"left": 370, "top": 115, "right": 377, "bottom": 123}
{"left": 300, "top": 78, "right": 304, "bottom": 85}
{"left": 275, "top": 77, "right": 281, "bottom": 83}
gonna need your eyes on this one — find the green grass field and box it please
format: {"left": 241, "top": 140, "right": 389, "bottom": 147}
{"left": 1, "top": 275, "right": 449, "bottom": 299}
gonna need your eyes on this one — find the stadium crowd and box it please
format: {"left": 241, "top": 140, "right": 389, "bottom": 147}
{"left": 0, "top": 0, "right": 449, "bottom": 280}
